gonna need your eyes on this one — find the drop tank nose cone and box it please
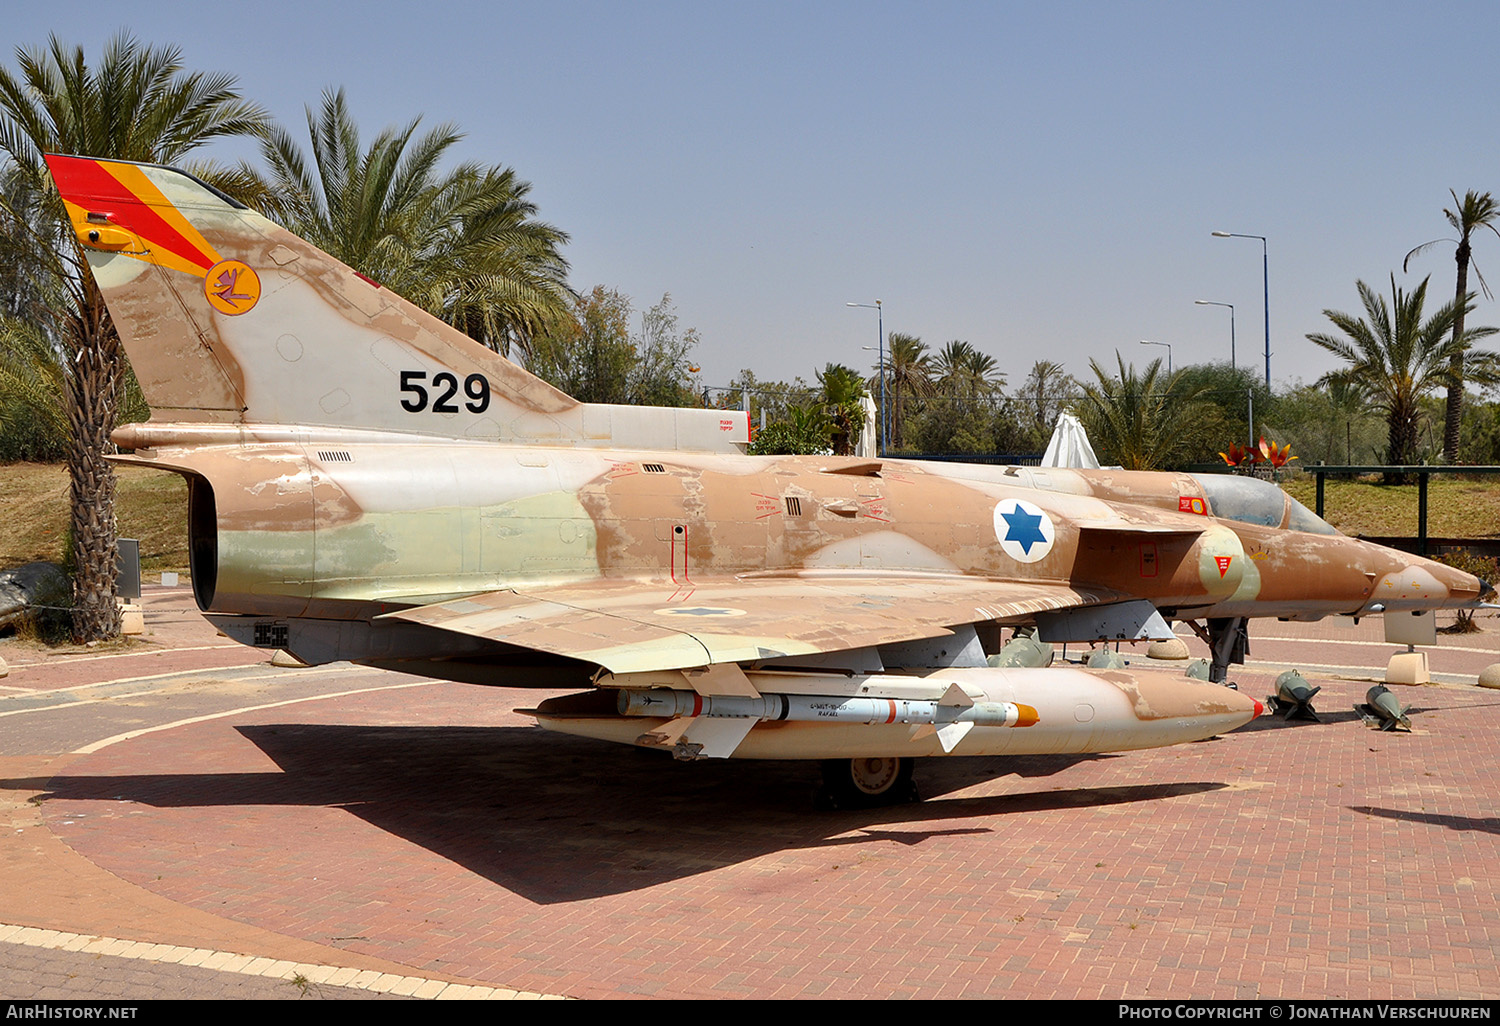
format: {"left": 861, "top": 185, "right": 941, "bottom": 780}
{"left": 1115, "top": 672, "right": 1262, "bottom": 734}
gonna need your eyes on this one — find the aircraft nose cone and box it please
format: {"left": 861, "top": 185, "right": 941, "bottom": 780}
{"left": 1429, "top": 560, "right": 1488, "bottom": 604}
{"left": 1252, "top": 698, "right": 1264, "bottom": 719}
{"left": 1481, "top": 579, "right": 1498, "bottom": 604}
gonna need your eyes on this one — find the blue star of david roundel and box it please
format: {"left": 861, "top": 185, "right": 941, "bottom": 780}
{"left": 993, "top": 498, "right": 1056, "bottom": 563}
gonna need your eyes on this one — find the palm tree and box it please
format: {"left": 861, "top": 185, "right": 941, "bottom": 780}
{"left": 246, "top": 88, "right": 573, "bottom": 359}
{"left": 899, "top": 340, "right": 1007, "bottom": 455}
{"left": 0, "top": 34, "right": 270, "bottom": 639}
{"left": 1076, "top": 355, "right": 1211, "bottom": 470}
{"left": 0, "top": 317, "right": 69, "bottom": 458}
{"left": 1018, "top": 359, "right": 1076, "bottom": 448}
{"left": 933, "top": 340, "right": 1004, "bottom": 399}
{"left": 1307, "top": 275, "right": 1500, "bottom": 467}
{"left": 1404, "top": 190, "right": 1500, "bottom": 462}
{"left": 749, "top": 402, "right": 831, "bottom": 455}
{"left": 817, "top": 362, "right": 867, "bottom": 456}
{"left": 0, "top": 163, "right": 65, "bottom": 458}
{"left": 875, "top": 332, "right": 932, "bottom": 451}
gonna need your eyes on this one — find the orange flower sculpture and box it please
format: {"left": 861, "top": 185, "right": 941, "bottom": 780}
{"left": 1258, "top": 437, "right": 1296, "bottom": 468}
{"left": 1219, "top": 442, "right": 1260, "bottom": 467}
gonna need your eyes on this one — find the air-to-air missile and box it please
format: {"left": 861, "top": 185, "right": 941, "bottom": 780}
{"left": 1356, "top": 685, "right": 1412, "bottom": 732}
{"left": 1267, "top": 669, "right": 1321, "bottom": 722}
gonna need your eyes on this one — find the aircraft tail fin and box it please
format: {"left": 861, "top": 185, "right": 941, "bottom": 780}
{"left": 44, "top": 154, "right": 748, "bottom": 451}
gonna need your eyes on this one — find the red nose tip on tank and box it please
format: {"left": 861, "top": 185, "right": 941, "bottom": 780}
{"left": 1099, "top": 670, "right": 1263, "bottom": 743}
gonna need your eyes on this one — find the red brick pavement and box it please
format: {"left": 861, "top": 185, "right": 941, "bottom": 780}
{"left": 1, "top": 586, "right": 261, "bottom": 691}
{"left": 6, "top": 595, "right": 1500, "bottom": 1000}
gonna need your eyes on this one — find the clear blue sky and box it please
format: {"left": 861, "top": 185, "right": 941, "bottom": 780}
{"left": 10, "top": 1, "right": 1499, "bottom": 396}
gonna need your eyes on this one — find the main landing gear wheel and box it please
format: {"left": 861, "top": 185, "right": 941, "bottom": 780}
{"left": 819, "top": 757, "right": 918, "bottom": 809}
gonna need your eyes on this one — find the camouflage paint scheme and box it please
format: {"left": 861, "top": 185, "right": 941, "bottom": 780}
{"left": 44, "top": 155, "right": 1485, "bottom": 777}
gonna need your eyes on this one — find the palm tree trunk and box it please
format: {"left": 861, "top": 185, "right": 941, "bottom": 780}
{"left": 1385, "top": 397, "right": 1419, "bottom": 484}
{"left": 1443, "top": 240, "right": 1471, "bottom": 463}
{"left": 64, "top": 283, "right": 123, "bottom": 642}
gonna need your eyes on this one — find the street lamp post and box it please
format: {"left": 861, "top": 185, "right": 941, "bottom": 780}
{"left": 1194, "top": 300, "right": 1235, "bottom": 369}
{"left": 846, "top": 300, "right": 885, "bottom": 455}
{"left": 1139, "top": 338, "right": 1172, "bottom": 376}
{"left": 1212, "top": 231, "right": 1270, "bottom": 387}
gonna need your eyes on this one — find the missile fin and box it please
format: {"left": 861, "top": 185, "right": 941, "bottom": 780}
{"left": 937, "top": 683, "right": 975, "bottom": 709}
{"left": 635, "top": 715, "right": 696, "bottom": 749}
{"left": 935, "top": 721, "right": 974, "bottom": 753}
{"left": 676, "top": 716, "right": 759, "bottom": 759}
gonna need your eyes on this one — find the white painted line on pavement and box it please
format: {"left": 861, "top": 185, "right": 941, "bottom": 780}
{"left": 73, "top": 676, "right": 439, "bottom": 754}
{"left": 0, "top": 922, "right": 566, "bottom": 999}
{"left": 0, "top": 660, "right": 430, "bottom": 721}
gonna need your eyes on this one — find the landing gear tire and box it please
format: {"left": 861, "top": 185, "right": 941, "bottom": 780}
{"left": 819, "top": 757, "right": 918, "bottom": 809}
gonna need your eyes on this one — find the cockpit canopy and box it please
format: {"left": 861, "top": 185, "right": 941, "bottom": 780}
{"left": 1189, "top": 474, "right": 1339, "bottom": 535}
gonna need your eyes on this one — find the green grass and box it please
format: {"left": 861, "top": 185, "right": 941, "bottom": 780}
{"left": 0, "top": 461, "right": 189, "bottom": 577}
{"left": 1282, "top": 475, "right": 1500, "bottom": 539}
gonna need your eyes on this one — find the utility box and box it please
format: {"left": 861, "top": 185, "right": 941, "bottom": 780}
{"left": 116, "top": 538, "right": 141, "bottom": 601}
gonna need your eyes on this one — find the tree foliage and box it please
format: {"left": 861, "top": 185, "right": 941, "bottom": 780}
{"left": 1457, "top": 398, "right": 1500, "bottom": 465}
{"left": 751, "top": 362, "right": 878, "bottom": 456}
{"left": 896, "top": 340, "right": 1026, "bottom": 455}
{"left": 1015, "top": 360, "right": 1077, "bottom": 451}
{"left": 0, "top": 33, "right": 270, "bottom": 639}
{"left": 0, "top": 316, "right": 68, "bottom": 461}
{"left": 817, "top": 363, "right": 868, "bottom": 456}
{"left": 871, "top": 332, "right": 932, "bottom": 451}
{"left": 713, "top": 369, "right": 814, "bottom": 427}
{"left": 1267, "top": 380, "right": 1385, "bottom": 466}
{"left": 526, "top": 287, "right": 701, "bottom": 406}
{"left": 1074, "top": 355, "right": 1213, "bottom": 470}
{"left": 932, "top": 340, "right": 1004, "bottom": 399}
{"left": 1307, "top": 275, "right": 1500, "bottom": 466}
{"left": 1165, "top": 361, "right": 1277, "bottom": 462}
{"left": 0, "top": 163, "right": 66, "bottom": 460}
{"left": 243, "top": 88, "right": 572, "bottom": 357}
{"left": 748, "top": 403, "right": 831, "bottom": 455}
{"left": 1404, "top": 190, "right": 1500, "bottom": 462}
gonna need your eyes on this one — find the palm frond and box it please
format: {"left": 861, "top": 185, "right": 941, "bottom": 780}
{"left": 235, "top": 90, "right": 571, "bottom": 356}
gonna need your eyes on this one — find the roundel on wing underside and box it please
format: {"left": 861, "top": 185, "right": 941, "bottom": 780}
{"left": 993, "top": 499, "right": 1056, "bottom": 563}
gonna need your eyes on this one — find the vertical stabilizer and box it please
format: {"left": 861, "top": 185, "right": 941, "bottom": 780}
{"left": 45, "top": 154, "right": 748, "bottom": 452}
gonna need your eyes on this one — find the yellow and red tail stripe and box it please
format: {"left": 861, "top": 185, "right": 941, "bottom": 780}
{"left": 45, "top": 154, "right": 223, "bottom": 277}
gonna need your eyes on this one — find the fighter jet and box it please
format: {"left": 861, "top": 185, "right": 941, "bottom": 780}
{"left": 44, "top": 154, "right": 1487, "bottom": 805}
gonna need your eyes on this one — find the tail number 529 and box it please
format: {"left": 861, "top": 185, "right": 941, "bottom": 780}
{"left": 400, "top": 371, "right": 491, "bottom": 413}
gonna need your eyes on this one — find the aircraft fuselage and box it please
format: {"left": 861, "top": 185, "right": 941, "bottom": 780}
{"left": 117, "top": 439, "right": 1477, "bottom": 642}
